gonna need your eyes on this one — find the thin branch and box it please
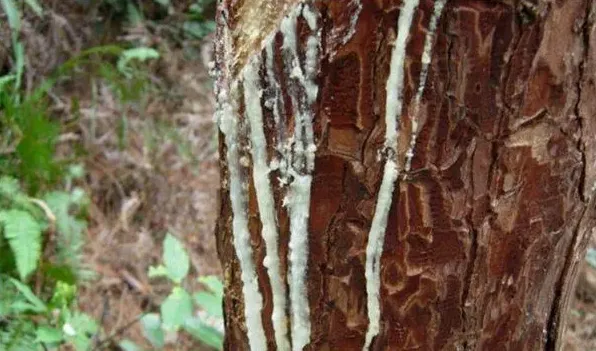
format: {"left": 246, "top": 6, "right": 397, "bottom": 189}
{"left": 91, "top": 312, "right": 146, "bottom": 351}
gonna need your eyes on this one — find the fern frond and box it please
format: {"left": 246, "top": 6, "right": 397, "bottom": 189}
{"left": 0, "top": 209, "right": 42, "bottom": 280}
{"left": 0, "top": 176, "right": 20, "bottom": 198}
{"left": 43, "top": 191, "right": 88, "bottom": 280}
{"left": 0, "top": 176, "right": 43, "bottom": 217}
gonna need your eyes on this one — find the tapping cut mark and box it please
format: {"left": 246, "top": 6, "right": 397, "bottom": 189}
{"left": 229, "top": 0, "right": 301, "bottom": 77}
{"left": 346, "top": 0, "right": 364, "bottom": 45}
{"left": 217, "top": 84, "right": 268, "bottom": 351}
{"left": 363, "top": 0, "right": 420, "bottom": 349}
{"left": 280, "top": 3, "right": 321, "bottom": 350}
{"left": 221, "top": 0, "right": 445, "bottom": 349}
{"left": 244, "top": 57, "right": 292, "bottom": 351}
{"left": 328, "top": 0, "right": 363, "bottom": 58}
{"left": 404, "top": 0, "right": 448, "bottom": 174}
{"left": 265, "top": 39, "right": 290, "bottom": 180}
{"left": 281, "top": 4, "right": 320, "bottom": 173}
{"left": 219, "top": 1, "right": 322, "bottom": 349}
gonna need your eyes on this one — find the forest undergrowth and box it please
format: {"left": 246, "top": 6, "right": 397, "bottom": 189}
{"left": 0, "top": 1, "right": 222, "bottom": 349}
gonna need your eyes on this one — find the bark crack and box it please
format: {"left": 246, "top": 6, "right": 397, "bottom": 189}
{"left": 574, "top": 2, "right": 591, "bottom": 204}
{"left": 460, "top": 143, "right": 479, "bottom": 351}
{"left": 459, "top": 3, "right": 527, "bottom": 348}
{"left": 545, "top": 1, "right": 592, "bottom": 348}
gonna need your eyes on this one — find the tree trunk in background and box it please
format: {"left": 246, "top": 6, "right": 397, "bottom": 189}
{"left": 214, "top": 0, "right": 596, "bottom": 349}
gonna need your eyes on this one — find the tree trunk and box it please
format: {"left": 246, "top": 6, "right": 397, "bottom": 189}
{"left": 213, "top": 0, "right": 596, "bottom": 349}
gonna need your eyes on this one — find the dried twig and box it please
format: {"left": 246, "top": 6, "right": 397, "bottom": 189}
{"left": 91, "top": 312, "right": 146, "bottom": 351}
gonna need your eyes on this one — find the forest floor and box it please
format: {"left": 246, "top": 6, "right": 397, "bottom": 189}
{"left": 76, "top": 42, "right": 222, "bottom": 350}
{"left": 3, "top": 1, "right": 596, "bottom": 349}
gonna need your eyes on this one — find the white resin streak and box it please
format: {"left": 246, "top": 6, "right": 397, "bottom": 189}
{"left": 404, "top": 0, "right": 447, "bottom": 174}
{"left": 285, "top": 173, "right": 313, "bottom": 351}
{"left": 244, "top": 58, "right": 292, "bottom": 351}
{"left": 265, "top": 42, "right": 283, "bottom": 149}
{"left": 303, "top": 30, "right": 320, "bottom": 172}
{"left": 363, "top": 1, "right": 419, "bottom": 350}
{"left": 345, "top": 0, "right": 363, "bottom": 45}
{"left": 280, "top": 4, "right": 320, "bottom": 351}
{"left": 265, "top": 41, "right": 283, "bottom": 153}
{"left": 281, "top": 9, "right": 305, "bottom": 173}
{"left": 282, "top": 5, "right": 320, "bottom": 172}
{"left": 217, "top": 85, "right": 268, "bottom": 351}
{"left": 328, "top": 0, "right": 362, "bottom": 58}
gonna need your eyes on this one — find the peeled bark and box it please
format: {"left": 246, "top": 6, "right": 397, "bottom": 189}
{"left": 214, "top": 0, "right": 596, "bottom": 349}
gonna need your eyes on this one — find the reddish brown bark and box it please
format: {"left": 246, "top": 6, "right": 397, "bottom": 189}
{"left": 215, "top": 0, "right": 596, "bottom": 349}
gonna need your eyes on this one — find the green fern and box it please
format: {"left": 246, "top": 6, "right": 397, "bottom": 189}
{"left": 43, "top": 189, "right": 91, "bottom": 281}
{"left": 0, "top": 175, "right": 19, "bottom": 192}
{"left": 9, "top": 97, "right": 60, "bottom": 192}
{"left": 0, "top": 176, "right": 39, "bottom": 215}
{"left": 0, "top": 209, "right": 43, "bottom": 280}
{"left": 0, "top": 276, "right": 99, "bottom": 351}
{"left": 0, "top": 176, "right": 46, "bottom": 280}
{"left": 0, "top": 319, "right": 39, "bottom": 351}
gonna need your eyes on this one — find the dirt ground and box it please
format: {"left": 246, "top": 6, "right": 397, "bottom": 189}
{"left": 3, "top": 2, "right": 596, "bottom": 349}
{"left": 76, "top": 44, "right": 221, "bottom": 349}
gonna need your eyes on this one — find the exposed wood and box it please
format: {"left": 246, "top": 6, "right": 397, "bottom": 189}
{"left": 214, "top": 0, "right": 596, "bottom": 349}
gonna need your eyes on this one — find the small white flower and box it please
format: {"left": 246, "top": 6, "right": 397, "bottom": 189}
{"left": 63, "top": 323, "right": 76, "bottom": 336}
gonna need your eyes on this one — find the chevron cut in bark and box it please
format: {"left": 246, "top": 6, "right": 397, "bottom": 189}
{"left": 215, "top": 0, "right": 596, "bottom": 349}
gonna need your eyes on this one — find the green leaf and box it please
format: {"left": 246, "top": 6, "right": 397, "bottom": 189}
{"left": 117, "top": 47, "right": 160, "bottom": 77}
{"left": 140, "top": 313, "right": 165, "bottom": 348}
{"left": 161, "top": 287, "right": 193, "bottom": 330}
{"left": 43, "top": 191, "right": 87, "bottom": 277}
{"left": 0, "top": 75, "right": 15, "bottom": 93}
{"left": 10, "top": 300, "right": 44, "bottom": 313}
{"left": 70, "top": 187, "right": 87, "bottom": 206}
{"left": 11, "top": 97, "right": 60, "bottom": 190}
{"left": 0, "top": 176, "right": 20, "bottom": 197}
{"left": 9, "top": 278, "right": 46, "bottom": 312}
{"left": 0, "top": 279, "right": 12, "bottom": 315}
{"left": 0, "top": 0, "right": 21, "bottom": 32}
{"left": 0, "top": 319, "right": 38, "bottom": 350}
{"left": 35, "top": 326, "right": 63, "bottom": 343}
{"left": 50, "top": 281, "right": 77, "bottom": 308}
{"left": 23, "top": 0, "right": 43, "bottom": 17}
{"left": 63, "top": 312, "right": 99, "bottom": 351}
{"left": 0, "top": 210, "right": 43, "bottom": 280}
{"left": 43, "top": 191, "right": 71, "bottom": 222}
{"left": 188, "top": 3, "right": 205, "bottom": 15}
{"left": 70, "top": 312, "right": 98, "bottom": 333}
{"left": 184, "top": 317, "right": 224, "bottom": 350}
{"left": 193, "top": 292, "right": 222, "bottom": 319}
{"left": 198, "top": 276, "right": 224, "bottom": 298}
{"left": 148, "top": 265, "right": 168, "bottom": 279}
{"left": 163, "top": 234, "right": 189, "bottom": 283}
{"left": 14, "top": 40, "right": 24, "bottom": 90}
{"left": 119, "top": 339, "right": 143, "bottom": 351}
{"left": 67, "top": 164, "right": 85, "bottom": 180}
{"left": 126, "top": 2, "right": 143, "bottom": 25}
{"left": 42, "top": 263, "right": 77, "bottom": 285}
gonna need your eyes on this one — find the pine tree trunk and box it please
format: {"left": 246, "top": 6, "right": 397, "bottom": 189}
{"left": 214, "top": 0, "right": 596, "bottom": 349}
